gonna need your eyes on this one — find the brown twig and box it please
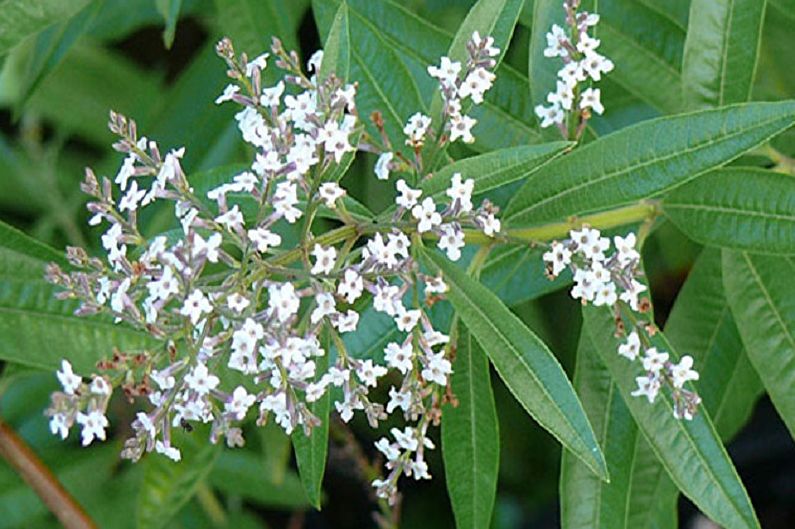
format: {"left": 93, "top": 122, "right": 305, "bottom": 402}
{"left": 0, "top": 419, "right": 97, "bottom": 529}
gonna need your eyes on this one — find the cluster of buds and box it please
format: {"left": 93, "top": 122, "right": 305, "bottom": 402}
{"left": 535, "top": 0, "right": 614, "bottom": 139}
{"left": 543, "top": 228, "right": 701, "bottom": 419}
{"left": 44, "top": 33, "right": 503, "bottom": 501}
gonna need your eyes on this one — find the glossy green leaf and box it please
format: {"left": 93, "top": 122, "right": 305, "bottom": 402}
{"left": 583, "top": 306, "right": 760, "bottom": 529}
{"left": 422, "top": 248, "right": 607, "bottom": 480}
{"left": 292, "top": 345, "right": 330, "bottom": 509}
{"left": 314, "top": 0, "right": 426, "bottom": 153}
{"left": 442, "top": 326, "right": 500, "bottom": 529}
{"left": 479, "top": 245, "right": 570, "bottom": 306}
{"left": 0, "top": 0, "right": 91, "bottom": 55}
{"left": 319, "top": 0, "right": 350, "bottom": 83}
{"left": 504, "top": 100, "right": 795, "bottom": 227}
{"left": 682, "top": 0, "right": 767, "bottom": 108}
{"left": 155, "top": 0, "right": 182, "bottom": 49}
{"left": 137, "top": 427, "right": 222, "bottom": 529}
{"left": 0, "top": 221, "right": 155, "bottom": 374}
{"left": 560, "top": 330, "right": 638, "bottom": 529}
{"left": 723, "top": 250, "right": 795, "bottom": 439}
{"left": 663, "top": 168, "right": 795, "bottom": 255}
{"left": 213, "top": 0, "right": 309, "bottom": 57}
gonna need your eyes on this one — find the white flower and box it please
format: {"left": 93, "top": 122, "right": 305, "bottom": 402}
{"left": 373, "top": 283, "right": 400, "bottom": 315}
{"left": 387, "top": 387, "right": 412, "bottom": 414}
{"left": 409, "top": 458, "right": 431, "bottom": 480}
{"left": 284, "top": 91, "right": 317, "bottom": 131}
{"left": 185, "top": 362, "right": 220, "bottom": 395}
{"left": 307, "top": 49, "right": 324, "bottom": 72}
{"left": 155, "top": 440, "right": 182, "bottom": 461}
{"left": 180, "top": 289, "right": 212, "bottom": 324}
{"left": 225, "top": 386, "right": 256, "bottom": 420}
{"left": 396, "top": 179, "right": 422, "bottom": 209}
{"left": 424, "top": 275, "right": 448, "bottom": 294}
{"left": 57, "top": 360, "right": 81, "bottom": 395}
{"left": 90, "top": 376, "right": 111, "bottom": 396}
{"left": 479, "top": 213, "right": 501, "bottom": 237}
{"left": 576, "top": 34, "right": 601, "bottom": 55}
{"left": 593, "top": 281, "right": 617, "bottom": 306}
{"left": 449, "top": 114, "right": 477, "bottom": 143}
{"left": 367, "top": 233, "right": 399, "bottom": 269}
{"left": 422, "top": 351, "right": 452, "bottom": 386}
{"left": 248, "top": 227, "right": 281, "bottom": 253}
{"left": 337, "top": 269, "right": 363, "bottom": 304}
{"left": 620, "top": 279, "right": 647, "bottom": 311}
{"left": 547, "top": 80, "right": 574, "bottom": 111}
{"left": 318, "top": 182, "right": 345, "bottom": 208}
{"left": 375, "top": 152, "right": 393, "bottom": 180}
{"left": 388, "top": 230, "right": 411, "bottom": 259}
{"left": 357, "top": 359, "right": 388, "bottom": 387}
{"left": 335, "top": 310, "right": 360, "bottom": 333}
{"left": 305, "top": 382, "right": 327, "bottom": 403}
{"left": 424, "top": 330, "right": 449, "bottom": 347}
{"left": 273, "top": 182, "right": 302, "bottom": 223}
{"left": 311, "top": 292, "right": 337, "bottom": 323}
{"left": 323, "top": 123, "right": 353, "bottom": 163}
{"left": 543, "top": 24, "right": 569, "bottom": 58}
{"left": 458, "top": 68, "right": 495, "bottom": 104}
{"left": 618, "top": 331, "right": 641, "bottom": 361}
{"left": 427, "top": 56, "right": 461, "bottom": 88}
{"left": 614, "top": 233, "right": 640, "bottom": 265}
{"left": 394, "top": 305, "right": 421, "bottom": 332}
{"left": 641, "top": 347, "right": 669, "bottom": 374}
{"left": 49, "top": 414, "right": 69, "bottom": 440}
{"left": 446, "top": 173, "right": 474, "bottom": 212}
{"left": 260, "top": 81, "right": 285, "bottom": 106}
{"left": 671, "top": 356, "right": 700, "bottom": 388}
{"left": 150, "top": 370, "right": 175, "bottom": 390}
{"left": 245, "top": 53, "right": 269, "bottom": 77}
{"left": 535, "top": 103, "right": 564, "bottom": 128}
{"left": 215, "top": 84, "right": 240, "bottom": 105}
{"left": 311, "top": 244, "right": 337, "bottom": 275}
{"left": 115, "top": 155, "right": 136, "bottom": 191}
{"left": 438, "top": 223, "right": 465, "bottom": 261}
{"left": 543, "top": 241, "right": 572, "bottom": 277}
{"left": 215, "top": 205, "right": 244, "bottom": 231}
{"left": 581, "top": 52, "right": 614, "bottom": 81}
{"left": 119, "top": 180, "right": 146, "bottom": 212}
{"left": 375, "top": 437, "right": 401, "bottom": 461}
{"left": 471, "top": 31, "right": 500, "bottom": 57}
{"left": 571, "top": 268, "right": 597, "bottom": 302}
{"left": 324, "top": 366, "right": 350, "bottom": 387}
{"left": 227, "top": 292, "right": 250, "bottom": 313}
{"left": 412, "top": 197, "right": 442, "bottom": 233}
{"left": 193, "top": 233, "right": 223, "bottom": 263}
{"left": 384, "top": 342, "right": 414, "bottom": 374}
{"left": 631, "top": 375, "right": 661, "bottom": 403}
{"left": 391, "top": 426, "right": 419, "bottom": 451}
{"left": 580, "top": 87, "right": 604, "bottom": 115}
{"left": 571, "top": 227, "right": 609, "bottom": 260}
{"left": 76, "top": 410, "right": 109, "bottom": 446}
{"left": 268, "top": 282, "right": 300, "bottom": 322}
{"left": 404, "top": 112, "right": 432, "bottom": 146}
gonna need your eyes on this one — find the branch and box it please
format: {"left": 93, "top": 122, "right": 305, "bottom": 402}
{"left": 0, "top": 419, "right": 97, "bottom": 529}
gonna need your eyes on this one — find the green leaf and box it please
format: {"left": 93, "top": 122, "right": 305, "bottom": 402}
{"left": 504, "top": 100, "right": 795, "bottom": 227}
{"left": 421, "top": 248, "right": 608, "bottom": 480}
{"left": 682, "top": 0, "right": 767, "bottom": 108}
{"left": 442, "top": 325, "right": 500, "bottom": 529}
{"left": 722, "top": 250, "right": 795, "bottom": 439}
{"left": 0, "top": 220, "right": 155, "bottom": 374}
{"left": 583, "top": 306, "right": 760, "bottom": 529}
{"left": 560, "top": 331, "right": 638, "bottom": 529}
{"left": 137, "top": 427, "right": 222, "bottom": 529}
{"left": 0, "top": 0, "right": 91, "bottom": 55}
{"left": 155, "top": 0, "right": 182, "bottom": 49}
{"left": 479, "top": 245, "right": 570, "bottom": 306}
{"left": 213, "top": 0, "right": 309, "bottom": 57}
{"left": 447, "top": 0, "right": 523, "bottom": 65}
{"left": 663, "top": 168, "right": 795, "bottom": 255}
{"left": 292, "top": 344, "right": 330, "bottom": 509}
{"left": 318, "top": 0, "right": 350, "bottom": 83}
{"left": 313, "top": 0, "right": 426, "bottom": 153}
{"left": 259, "top": 421, "right": 292, "bottom": 484}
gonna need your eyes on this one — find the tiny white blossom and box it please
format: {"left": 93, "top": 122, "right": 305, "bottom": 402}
{"left": 446, "top": 173, "right": 474, "bottom": 212}
{"left": 479, "top": 212, "right": 501, "bottom": 237}
{"left": 581, "top": 52, "right": 614, "bottom": 81}
{"left": 357, "top": 359, "right": 388, "bottom": 387}
{"left": 215, "top": 84, "right": 240, "bottom": 104}
{"left": 543, "top": 24, "right": 569, "bottom": 58}
{"left": 338, "top": 269, "right": 364, "bottom": 304}
{"left": 437, "top": 223, "right": 465, "bottom": 261}
{"left": 215, "top": 205, "right": 245, "bottom": 231}
{"left": 422, "top": 351, "right": 452, "bottom": 386}
{"left": 384, "top": 342, "right": 414, "bottom": 374}
{"left": 245, "top": 53, "right": 269, "bottom": 77}
{"left": 227, "top": 292, "right": 250, "bottom": 313}
{"left": 335, "top": 310, "right": 360, "bottom": 333}
{"left": 49, "top": 414, "right": 69, "bottom": 440}
{"left": 580, "top": 87, "right": 604, "bottom": 115}
{"left": 394, "top": 305, "right": 421, "bottom": 333}
{"left": 535, "top": 103, "right": 564, "bottom": 128}
{"left": 193, "top": 233, "right": 223, "bottom": 263}
{"left": 248, "top": 227, "right": 282, "bottom": 253}
{"left": 185, "top": 362, "right": 220, "bottom": 395}
{"left": 543, "top": 241, "right": 572, "bottom": 277}
{"left": 614, "top": 233, "right": 640, "bottom": 265}
{"left": 311, "top": 244, "right": 337, "bottom": 275}
{"left": 57, "top": 360, "right": 81, "bottom": 395}
{"left": 268, "top": 282, "right": 300, "bottom": 322}
{"left": 155, "top": 440, "right": 182, "bottom": 461}
{"left": 180, "top": 289, "right": 212, "bottom": 324}
{"left": 631, "top": 375, "right": 661, "bottom": 403}
{"left": 225, "top": 386, "right": 256, "bottom": 420}
{"left": 311, "top": 292, "right": 337, "bottom": 323}
{"left": 260, "top": 81, "right": 285, "bottom": 107}
{"left": 76, "top": 410, "right": 108, "bottom": 446}
{"left": 404, "top": 113, "right": 432, "bottom": 146}
{"left": 671, "top": 356, "right": 700, "bottom": 388}
{"left": 618, "top": 331, "right": 641, "bottom": 361}
{"left": 387, "top": 387, "right": 412, "bottom": 414}
{"left": 411, "top": 197, "right": 442, "bottom": 233}
{"left": 396, "top": 179, "right": 422, "bottom": 209}
{"left": 375, "top": 152, "right": 393, "bottom": 180}
{"left": 318, "top": 182, "right": 346, "bottom": 208}
{"left": 641, "top": 347, "right": 669, "bottom": 374}
{"left": 119, "top": 180, "right": 146, "bottom": 212}
{"left": 427, "top": 56, "right": 461, "bottom": 88}
{"left": 449, "top": 114, "right": 477, "bottom": 143}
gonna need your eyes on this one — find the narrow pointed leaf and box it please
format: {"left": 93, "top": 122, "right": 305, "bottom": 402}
{"left": 443, "top": 326, "right": 500, "bottom": 529}
{"left": 422, "top": 248, "right": 608, "bottom": 480}
{"left": 213, "top": 0, "right": 308, "bottom": 57}
{"left": 722, "top": 250, "right": 795, "bottom": 439}
{"left": 292, "top": 345, "right": 330, "bottom": 509}
{"left": 504, "top": 101, "right": 795, "bottom": 227}
{"left": 682, "top": 0, "right": 767, "bottom": 108}
{"left": 560, "top": 331, "right": 638, "bottom": 529}
{"left": 447, "top": 0, "right": 524, "bottom": 65}
{"left": 318, "top": 1, "right": 350, "bottom": 83}
{"left": 583, "top": 306, "right": 760, "bottom": 529}
{"left": 137, "top": 427, "right": 221, "bottom": 529}
{"left": 155, "top": 0, "right": 182, "bottom": 49}
{"left": 664, "top": 168, "right": 795, "bottom": 255}
{"left": 0, "top": 0, "right": 91, "bottom": 55}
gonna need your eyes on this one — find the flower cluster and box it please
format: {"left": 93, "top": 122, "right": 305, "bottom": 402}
{"left": 535, "top": 0, "right": 614, "bottom": 139}
{"left": 543, "top": 228, "right": 702, "bottom": 420}
{"left": 44, "top": 33, "right": 501, "bottom": 502}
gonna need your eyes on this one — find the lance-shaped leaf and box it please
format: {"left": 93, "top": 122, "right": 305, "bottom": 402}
{"left": 137, "top": 427, "right": 222, "bottom": 529}
{"left": 722, "top": 250, "right": 795, "bottom": 439}
{"left": 213, "top": 0, "right": 308, "bottom": 57}
{"left": 664, "top": 168, "right": 795, "bottom": 256}
{"left": 422, "top": 248, "right": 607, "bottom": 480}
{"left": 318, "top": 0, "right": 350, "bottom": 83}
{"left": 560, "top": 330, "right": 638, "bottom": 529}
{"left": 292, "top": 341, "right": 331, "bottom": 509}
{"left": 682, "top": 0, "right": 767, "bottom": 108}
{"left": 0, "top": 221, "right": 155, "bottom": 374}
{"left": 155, "top": 0, "right": 182, "bottom": 49}
{"left": 583, "top": 306, "right": 760, "bottom": 529}
{"left": 443, "top": 325, "right": 500, "bottom": 529}
{"left": 0, "top": 0, "right": 91, "bottom": 54}
{"left": 504, "top": 100, "right": 795, "bottom": 227}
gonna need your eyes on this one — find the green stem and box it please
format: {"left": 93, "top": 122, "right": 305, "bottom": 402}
{"left": 196, "top": 482, "right": 227, "bottom": 527}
